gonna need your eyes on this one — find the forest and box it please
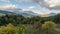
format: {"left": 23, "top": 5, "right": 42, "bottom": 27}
{"left": 0, "top": 13, "right": 60, "bottom": 34}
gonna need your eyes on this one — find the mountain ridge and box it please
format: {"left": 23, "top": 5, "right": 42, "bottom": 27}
{"left": 0, "top": 9, "right": 57, "bottom": 17}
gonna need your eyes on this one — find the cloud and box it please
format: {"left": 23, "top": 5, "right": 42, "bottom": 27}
{"left": 22, "top": 9, "right": 30, "bottom": 11}
{"left": 28, "top": 6, "right": 37, "bottom": 10}
{"left": 20, "top": 0, "right": 60, "bottom": 10}
{"left": 22, "top": 6, "right": 36, "bottom": 11}
{"left": 0, "top": 0, "right": 10, "bottom": 3}
{"left": 51, "top": 10, "right": 60, "bottom": 14}
{"left": 23, "top": 0, "right": 34, "bottom": 2}
{"left": 22, "top": 6, "right": 53, "bottom": 14}
{"left": 0, "top": 0, "right": 59, "bottom": 10}
{"left": 37, "top": 0, "right": 60, "bottom": 10}
{"left": 14, "top": 0, "right": 33, "bottom": 3}
{"left": 35, "top": 0, "right": 60, "bottom": 10}
{"left": 0, "top": 4, "right": 17, "bottom": 10}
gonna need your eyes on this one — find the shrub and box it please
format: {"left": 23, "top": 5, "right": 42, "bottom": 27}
{"left": 15, "top": 25, "right": 26, "bottom": 34}
{"left": 0, "top": 23, "right": 26, "bottom": 34}
{"left": 42, "top": 21, "right": 57, "bottom": 34}
{"left": 42, "top": 21, "right": 56, "bottom": 30}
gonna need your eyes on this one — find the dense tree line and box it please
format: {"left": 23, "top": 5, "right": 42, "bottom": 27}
{"left": 0, "top": 14, "right": 60, "bottom": 26}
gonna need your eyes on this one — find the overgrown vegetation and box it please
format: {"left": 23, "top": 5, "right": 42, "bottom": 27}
{"left": 0, "top": 14, "right": 60, "bottom": 34}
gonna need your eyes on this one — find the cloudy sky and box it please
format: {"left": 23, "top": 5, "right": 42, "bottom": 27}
{"left": 0, "top": 0, "right": 60, "bottom": 14}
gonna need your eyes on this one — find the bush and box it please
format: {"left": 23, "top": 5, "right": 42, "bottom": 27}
{"left": 0, "top": 23, "right": 26, "bottom": 34}
{"left": 42, "top": 21, "right": 56, "bottom": 30}
{"left": 42, "top": 21, "right": 57, "bottom": 34}
{"left": 15, "top": 25, "right": 26, "bottom": 34}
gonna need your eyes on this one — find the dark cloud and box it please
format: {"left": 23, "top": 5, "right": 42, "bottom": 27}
{"left": 22, "top": 0, "right": 60, "bottom": 10}
{"left": 36, "top": 0, "right": 60, "bottom": 10}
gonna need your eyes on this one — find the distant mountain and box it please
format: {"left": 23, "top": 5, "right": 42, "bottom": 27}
{"left": 5, "top": 8, "right": 39, "bottom": 17}
{"left": 48, "top": 13, "right": 57, "bottom": 16}
{"left": 16, "top": 11, "right": 38, "bottom": 17}
{"left": 0, "top": 9, "right": 39, "bottom": 17}
{"left": 0, "top": 10, "right": 16, "bottom": 14}
{"left": 0, "top": 8, "right": 57, "bottom": 17}
{"left": 0, "top": 10, "right": 16, "bottom": 16}
{"left": 39, "top": 13, "right": 57, "bottom": 17}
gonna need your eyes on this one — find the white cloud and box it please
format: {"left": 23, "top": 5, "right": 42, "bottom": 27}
{"left": 28, "top": 6, "right": 37, "bottom": 10}
{"left": 23, "top": 0, "right": 34, "bottom": 2}
{"left": 51, "top": 10, "right": 60, "bottom": 14}
{"left": 0, "top": 4, "right": 17, "bottom": 10}
{"left": 46, "top": 0, "right": 59, "bottom": 7}
{"left": 29, "top": 6, "right": 36, "bottom": 9}
{"left": 22, "top": 9, "right": 30, "bottom": 11}
{"left": 22, "top": 6, "right": 53, "bottom": 14}
{"left": 0, "top": 0, "right": 59, "bottom": 10}
{"left": 17, "top": 0, "right": 34, "bottom": 2}
{"left": 37, "top": 0, "right": 60, "bottom": 10}
{"left": 22, "top": 6, "right": 36, "bottom": 11}
{"left": 20, "top": 0, "right": 60, "bottom": 10}
{"left": 0, "top": 0, "right": 10, "bottom": 3}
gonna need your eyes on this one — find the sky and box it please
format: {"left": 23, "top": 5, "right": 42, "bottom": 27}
{"left": 0, "top": 0, "right": 60, "bottom": 14}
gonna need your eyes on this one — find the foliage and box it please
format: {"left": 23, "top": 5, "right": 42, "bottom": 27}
{"left": 42, "top": 21, "right": 57, "bottom": 30}
{"left": 53, "top": 14, "right": 60, "bottom": 23}
{"left": 0, "top": 14, "right": 60, "bottom": 26}
{"left": 0, "top": 23, "right": 26, "bottom": 34}
{"left": 0, "top": 12, "right": 60, "bottom": 34}
{"left": 42, "top": 21, "right": 57, "bottom": 34}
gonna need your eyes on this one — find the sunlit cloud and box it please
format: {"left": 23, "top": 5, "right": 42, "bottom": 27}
{"left": 0, "top": 4, "right": 17, "bottom": 10}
